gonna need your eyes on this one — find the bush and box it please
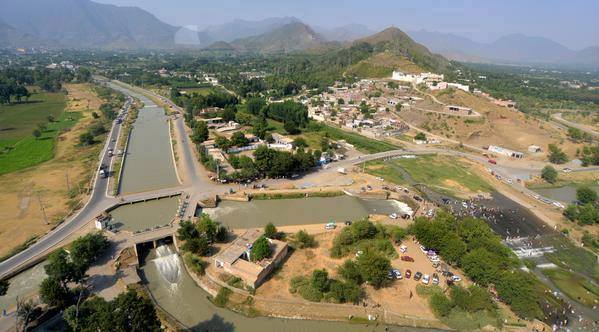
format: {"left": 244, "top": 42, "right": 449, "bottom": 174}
{"left": 541, "top": 165, "right": 558, "bottom": 183}
{"left": 311, "top": 269, "right": 329, "bottom": 292}
{"left": 356, "top": 250, "right": 390, "bottom": 288}
{"left": 338, "top": 259, "right": 363, "bottom": 285}
{"left": 251, "top": 236, "right": 271, "bottom": 261}
{"left": 291, "top": 230, "right": 316, "bottom": 249}
{"left": 430, "top": 292, "right": 453, "bottom": 317}
{"left": 576, "top": 186, "right": 598, "bottom": 204}
{"left": 213, "top": 287, "right": 232, "bottom": 308}
{"left": 264, "top": 222, "right": 278, "bottom": 239}
{"left": 183, "top": 253, "right": 207, "bottom": 275}
{"left": 181, "top": 237, "right": 210, "bottom": 256}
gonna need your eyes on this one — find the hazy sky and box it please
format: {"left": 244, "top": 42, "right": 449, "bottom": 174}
{"left": 96, "top": 0, "right": 598, "bottom": 49}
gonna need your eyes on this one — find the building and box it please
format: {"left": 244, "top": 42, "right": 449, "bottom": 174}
{"left": 447, "top": 82, "right": 470, "bottom": 92}
{"left": 198, "top": 117, "right": 225, "bottom": 128}
{"left": 269, "top": 133, "right": 294, "bottom": 151}
{"left": 488, "top": 145, "right": 524, "bottom": 158}
{"left": 214, "top": 229, "right": 288, "bottom": 288}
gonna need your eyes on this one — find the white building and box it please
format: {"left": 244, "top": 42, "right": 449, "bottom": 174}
{"left": 488, "top": 145, "right": 524, "bottom": 158}
{"left": 447, "top": 82, "right": 470, "bottom": 92}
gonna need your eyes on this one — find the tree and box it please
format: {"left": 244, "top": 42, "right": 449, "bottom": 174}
{"left": 16, "top": 298, "right": 39, "bottom": 332}
{"left": 548, "top": 144, "right": 568, "bottom": 164}
{"left": 338, "top": 259, "right": 363, "bottom": 285}
{"left": 182, "top": 237, "right": 210, "bottom": 256}
{"left": 40, "top": 277, "right": 72, "bottom": 308}
{"left": 45, "top": 249, "right": 78, "bottom": 287}
{"left": 311, "top": 269, "right": 329, "bottom": 292}
{"left": 252, "top": 116, "right": 269, "bottom": 139}
{"left": 64, "top": 296, "right": 113, "bottom": 331}
{"left": 230, "top": 131, "right": 249, "bottom": 147}
{"left": 576, "top": 186, "right": 598, "bottom": 204}
{"left": 47, "top": 115, "right": 55, "bottom": 122}
{"left": 197, "top": 214, "right": 218, "bottom": 242}
{"left": 246, "top": 97, "right": 266, "bottom": 115}
{"left": 356, "top": 250, "right": 390, "bottom": 288}
{"left": 178, "top": 220, "right": 199, "bottom": 241}
{"left": 460, "top": 248, "right": 501, "bottom": 286}
{"left": 214, "top": 136, "right": 232, "bottom": 149}
{"left": 414, "top": 132, "right": 427, "bottom": 141}
{"left": 251, "top": 236, "right": 271, "bottom": 261}
{"left": 112, "top": 289, "right": 161, "bottom": 332}
{"left": 292, "top": 230, "right": 316, "bottom": 249}
{"left": 192, "top": 121, "right": 209, "bottom": 143}
{"left": 264, "top": 222, "right": 278, "bottom": 239}
{"left": 221, "top": 105, "right": 236, "bottom": 122}
{"left": 0, "top": 279, "right": 9, "bottom": 296}
{"left": 284, "top": 121, "right": 300, "bottom": 135}
{"left": 292, "top": 137, "right": 308, "bottom": 149}
{"left": 79, "top": 132, "right": 95, "bottom": 145}
{"left": 429, "top": 292, "right": 452, "bottom": 317}
{"left": 32, "top": 129, "right": 41, "bottom": 139}
{"left": 577, "top": 204, "right": 599, "bottom": 225}
{"left": 541, "top": 165, "right": 558, "bottom": 183}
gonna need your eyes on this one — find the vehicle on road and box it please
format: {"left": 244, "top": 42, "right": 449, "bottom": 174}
{"left": 562, "top": 168, "right": 572, "bottom": 173}
{"left": 414, "top": 272, "right": 422, "bottom": 281}
{"left": 401, "top": 255, "right": 414, "bottom": 262}
{"left": 451, "top": 275, "right": 462, "bottom": 282}
{"left": 399, "top": 245, "right": 407, "bottom": 253}
{"left": 389, "top": 213, "right": 398, "bottom": 219}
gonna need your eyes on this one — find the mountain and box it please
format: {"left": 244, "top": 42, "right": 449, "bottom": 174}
{"left": 0, "top": 21, "right": 49, "bottom": 48}
{"left": 354, "top": 27, "right": 450, "bottom": 72}
{"left": 229, "top": 22, "right": 327, "bottom": 53}
{"left": 202, "top": 17, "right": 301, "bottom": 42}
{"left": 408, "top": 30, "right": 597, "bottom": 68}
{"left": 0, "top": 0, "right": 177, "bottom": 49}
{"left": 315, "top": 23, "right": 374, "bottom": 41}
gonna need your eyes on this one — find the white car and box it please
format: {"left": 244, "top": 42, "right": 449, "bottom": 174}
{"left": 399, "top": 245, "right": 408, "bottom": 253}
{"left": 451, "top": 275, "right": 462, "bottom": 282}
{"left": 419, "top": 245, "right": 427, "bottom": 253}
{"left": 552, "top": 201, "right": 565, "bottom": 209}
{"left": 422, "top": 274, "right": 430, "bottom": 285}
{"left": 562, "top": 168, "right": 572, "bottom": 173}
{"left": 430, "top": 257, "right": 441, "bottom": 263}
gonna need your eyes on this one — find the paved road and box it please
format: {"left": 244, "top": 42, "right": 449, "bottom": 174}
{"left": 552, "top": 112, "right": 599, "bottom": 138}
{"left": 0, "top": 97, "right": 129, "bottom": 279}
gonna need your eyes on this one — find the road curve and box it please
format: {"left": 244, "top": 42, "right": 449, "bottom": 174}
{"left": 551, "top": 112, "right": 599, "bottom": 138}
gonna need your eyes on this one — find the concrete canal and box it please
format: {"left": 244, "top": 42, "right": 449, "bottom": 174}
{"left": 108, "top": 196, "right": 180, "bottom": 232}
{"left": 201, "top": 195, "right": 406, "bottom": 229}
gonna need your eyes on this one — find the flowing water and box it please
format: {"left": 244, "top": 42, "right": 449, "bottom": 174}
{"left": 201, "top": 195, "right": 405, "bottom": 229}
{"left": 152, "top": 245, "right": 181, "bottom": 288}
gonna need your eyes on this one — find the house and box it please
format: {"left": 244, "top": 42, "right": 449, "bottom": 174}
{"left": 198, "top": 117, "right": 225, "bottom": 128}
{"left": 213, "top": 229, "right": 288, "bottom": 288}
{"left": 215, "top": 121, "right": 241, "bottom": 133}
{"left": 269, "top": 133, "right": 294, "bottom": 151}
{"left": 200, "top": 107, "right": 223, "bottom": 115}
{"left": 488, "top": 145, "right": 524, "bottom": 158}
{"left": 447, "top": 82, "right": 470, "bottom": 92}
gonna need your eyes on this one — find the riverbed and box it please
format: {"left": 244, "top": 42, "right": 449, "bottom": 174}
{"left": 201, "top": 195, "right": 405, "bottom": 229}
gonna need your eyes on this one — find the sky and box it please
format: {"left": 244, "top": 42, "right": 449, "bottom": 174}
{"left": 95, "top": 0, "right": 599, "bottom": 50}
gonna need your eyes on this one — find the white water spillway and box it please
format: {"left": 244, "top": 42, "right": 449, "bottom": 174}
{"left": 152, "top": 245, "right": 181, "bottom": 287}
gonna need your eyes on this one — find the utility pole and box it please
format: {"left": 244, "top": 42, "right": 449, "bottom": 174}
{"left": 36, "top": 192, "right": 48, "bottom": 225}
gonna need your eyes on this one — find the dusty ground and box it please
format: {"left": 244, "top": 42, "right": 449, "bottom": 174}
{"left": 0, "top": 84, "right": 105, "bottom": 257}
{"left": 401, "top": 89, "right": 583, "bottom": 161}
{"left": 255, "top": 231, "right": 443, "bottom": 321}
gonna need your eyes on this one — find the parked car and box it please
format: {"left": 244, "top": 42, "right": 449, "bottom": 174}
{"left": 488, "top": 159, "right": 497, "bottom": 165}
{"left": 451, "top": 275, "right": 462, "bottom": 282}
{"left": 392, "top": 269, "right": 402, "bottom": 280}
{"left": 422, "top": 274, "right": 430, "bottom": 285}
{"left": 387, "top": 270, "right": 395, "bottom": 280}
{"left": 432, "top": 273, "right": 439, "bottom": 285}
{"left": 414, "top": 272, "right": 423, "bottom": 281}
{"left": 413, "top": 195, "right": 423, "bottom": 202}
{"left": 355, "top": 250, "right": 364, "bottom": 257}
{"left": 562, "top": 168, "right": 572, "bottom": 173}
{"left": 399, "top": 245, "right": 408, "bottom": 253}
{"left": 442, "top": 271, "right": 454, "bottom": 277}
{"left": 430, "top": 257, "right": 441, "bottom": 263}
{"left": 400, "top": 256, "right": 414, "bottom": 262}
{"left": 419, "top": 245, "right": 427, "bottom": 253}
{"left": 405, "top": 269, "right": 412, "bottom": 279}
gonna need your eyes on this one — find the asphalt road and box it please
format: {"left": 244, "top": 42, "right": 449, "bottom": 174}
{"left": 0, "top": 96, "right": 129, "bottom": 279}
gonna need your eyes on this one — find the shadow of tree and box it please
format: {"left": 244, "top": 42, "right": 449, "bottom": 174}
{"left": 191, "top": 314, "right": 235, "bottom": 332}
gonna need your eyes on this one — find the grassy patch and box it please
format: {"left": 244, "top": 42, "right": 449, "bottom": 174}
{"left": 0, "top": 91, "right": 66, "bottom": 140}
{"left": 393, "top": 154, "right": 492, "bottom": 196}
{"left": 363, "top": 160, "right": 407, "bottom": 185}
{"left": 543, "top": 268, "right": 599, "bottom": 307}
{"left": 0, "top": 110, "right": 82, "bottom": 175}
{"left": 212, "top": 287, "right": 233, "bottom": 308}
{"left": 545, "top": 237, "right": 599, "bottom": 281}
{"left": 317, "top": 125, "right": 401, "bottom": 154}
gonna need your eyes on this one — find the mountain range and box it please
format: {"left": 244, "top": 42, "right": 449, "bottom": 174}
{"left": 408, "top": 30, "right": 599, "bottom": 68}
{"left": 0, "top": 0, "right": 596, "bottom": 68}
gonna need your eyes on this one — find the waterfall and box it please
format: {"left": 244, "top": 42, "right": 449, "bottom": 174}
{"left": 152, "top": 245, "right": 181, "bottom": 288}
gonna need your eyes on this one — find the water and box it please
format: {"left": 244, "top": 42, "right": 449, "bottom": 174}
{"left": 118, "top": 101, "right": 178, "bottom": 194}
{"left": 109, "top": 196, "right": 180, "bottom": 232}
{"left": 140, "top": 247, "right": 441, "bottom": 332}
{"left": 201, "top": 196, "right": 405, "bottom": 229}
{"left": 152, "top": 245, "right": 181, "bottom": 287}
{"left": 533, "top": 184, "right": 599, "bottom": 204}
{"left": 0, "top": 262, "right": 47, "bottom": 312}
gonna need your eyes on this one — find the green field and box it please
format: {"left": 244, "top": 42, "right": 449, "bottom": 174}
{"left": 543, "top": 268, "right": 599, "bottom": 307}
{"left": 365, "top": 154, "right": 492, "bottom": 197}
{"left": 0, "top": 92, "right": 66, "bottom": 139}
{"left": 0, "top": 92, "right": 78, "bottom": 175}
